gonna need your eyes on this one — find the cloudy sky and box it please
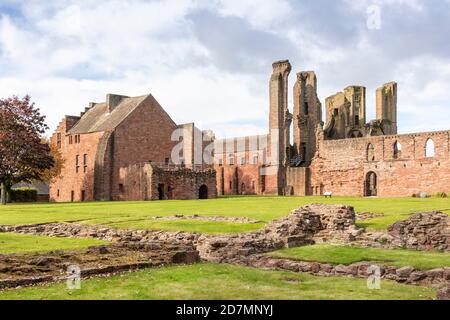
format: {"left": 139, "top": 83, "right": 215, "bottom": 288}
{"left": 0, "top": 0, "right": 449, "bottom": 138}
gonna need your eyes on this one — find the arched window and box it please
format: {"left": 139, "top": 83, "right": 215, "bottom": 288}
{"left": 425, "top": 139, "right": 435, "bottom": 158}
{"left": 393, "top": 141, "right": 402, "bottom": 159}
{"left": 367, "top": 143, "right": 375, "bottom": 161}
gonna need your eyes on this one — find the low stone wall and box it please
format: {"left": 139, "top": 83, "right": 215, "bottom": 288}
{"left": 0, "top": 223, "right": 200, "bottom": 246}
{"left": 232, "top": 254, "right": 450, "bottom": 287}
{"left": 387, "top": 212, "right": 450, "bottom": 251}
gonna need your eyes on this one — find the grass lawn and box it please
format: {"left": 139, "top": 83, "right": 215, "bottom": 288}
{"left": 0, "top": 196, "right": 448, "bottom": 233}
{"left": 268, "top": 245, "right": 450, "bottom": 270}
{"left": 0, "top": 233, "right": 108, "bottom": 254}
{"left": 0, "top": 263, "right": 436, "bottom": 300}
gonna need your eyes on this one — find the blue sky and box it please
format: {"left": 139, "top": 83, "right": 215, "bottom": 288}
{"left": 0, "top": 0, "right": 449, "bottom": 137}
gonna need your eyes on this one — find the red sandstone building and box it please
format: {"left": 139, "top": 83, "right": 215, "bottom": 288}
{"left": 50, "top": 94, "right": 216, "bottom": 202}
{"left": 50, "top": 60, "right": 449, "bottom": 201}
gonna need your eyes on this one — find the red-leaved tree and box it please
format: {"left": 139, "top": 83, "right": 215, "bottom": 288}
{"left": 0, "top": 95, "right": 54, "bottom": 205}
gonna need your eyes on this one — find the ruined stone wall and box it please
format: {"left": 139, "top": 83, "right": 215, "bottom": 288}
{"left": 310, "top": 130, "right": 450, "bottom": 197}
{"left": 50, "top": 118, "right": 103, "bottom": 202}
{"left": 286, "top": 167, "right": 310, "bottom": 196}
{"left": 119, "top": 163, "right": 217, "bottom": 200}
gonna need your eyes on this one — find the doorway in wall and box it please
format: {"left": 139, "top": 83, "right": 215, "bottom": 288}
{"left": 158, "top": 184, "right": 164, "bottom": 200}
{"left": 199, "top": 185, "right": 208, "bottom": 199}
{"left": 365, "top": 172, "right": 377, "bottom": 197}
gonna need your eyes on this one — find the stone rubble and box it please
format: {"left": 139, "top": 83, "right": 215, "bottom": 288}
{"left": 197, "top": 204, "right": 364, "bottom": 262}
{"left": 387, "top": 212, "right": 450, "bottom": 251}
{"left": 0, "top": 204, "right": 449, "bottom": 292}
{"left": 151, "top": 215, "right": 261, "bottom": 224}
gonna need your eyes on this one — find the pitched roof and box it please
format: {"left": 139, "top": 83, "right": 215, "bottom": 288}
{"left": 68, "top": 94, "right": 149, "bottom": 134}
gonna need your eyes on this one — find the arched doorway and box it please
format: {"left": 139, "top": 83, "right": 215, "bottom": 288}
{"left": 365, "top": 172, "right": 377, "bottom": 197}
{"left": 199, "top": 185, "right": 208, "bottom": 199}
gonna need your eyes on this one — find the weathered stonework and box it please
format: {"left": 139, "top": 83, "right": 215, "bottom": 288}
{"left": 388, "top": 212, "right": 450, "bottom": 251}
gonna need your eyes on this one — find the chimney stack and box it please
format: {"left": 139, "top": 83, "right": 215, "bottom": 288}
{"left": 106, "top": 94, "right": 128, "bottom": 113}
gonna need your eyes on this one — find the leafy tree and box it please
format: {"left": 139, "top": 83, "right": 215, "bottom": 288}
{"left": 0, "top": 95, "right": 54, "bottom": 205}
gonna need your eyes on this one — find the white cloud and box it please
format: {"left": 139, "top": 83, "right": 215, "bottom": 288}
{"left": 0, "top": 0, "right": 449, "bottom": 138}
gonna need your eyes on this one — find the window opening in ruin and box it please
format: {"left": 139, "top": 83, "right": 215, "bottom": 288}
{"left": 393, "top": 141, "right": 402, "bottom": 159}
{"left": 355, "top": 115, "right": 360, "bottom": 126}
{"left": 367, "top": 144, "right": 375, "bottom": 162}
{"left": 425, "top": 139, "right": 435, "bottom": 158}
{"left": 81, "top": 190, "right": 85, "bottom": 202}
{"left": 304, "top": 102, "right": 309, "bottom": 115}
{"left": 70, "top": 191, "right": 74, "bottom": 202}
{"left": 118, "top": 184, "right": 124, "bottom": 193}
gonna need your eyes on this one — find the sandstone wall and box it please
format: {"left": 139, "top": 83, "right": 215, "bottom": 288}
{"left": 310, "top": 130, "right": 450, "bottom": 197}
{"left": 118, "top": 163, "right": 217, "bottom": 201}
{"left": 50, "top": 118, "right": 104, "bottom": 202}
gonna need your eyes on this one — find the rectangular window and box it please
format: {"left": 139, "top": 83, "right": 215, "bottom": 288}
{"left": 240, "top": 157, "right": 245, "bottom": 165}
{"left": 71, "top": 191, "right": 74, "bottom": 202}
{"left": 218, "top": 158, "right": 223, "bottom": 166}
{"left": 57, "top": 189, "right": 60, "bottom": 197}
{"left": 252, "top": 155, "right": 258, "bottom": 165}
{"left": 304, "top": 102, "right": 309, "bottom": 115}
{"left": 229, "top": 155, "right": 234, "bottom": 166}
{"left": 69, "top": 136, "right": 73, "bottom": 144}
{"left": 81, "top": 190, "right": 85, "bottom": 202}
{"left": 83, "top": 154, "right": 88, "bottom": 173}
{"left": 76, "top": 155, "right": 80, "bottom": 173}
{"left": 57, "top": 133, "right": 62, "bottom": 149}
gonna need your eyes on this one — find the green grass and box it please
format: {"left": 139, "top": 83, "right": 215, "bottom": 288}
{"left": 0, "top": 233, "right": 108, "bottom": 254}
{"left": 268, "top": 245, "right": 450, "bottom": 270}
{"left": 0, "top": 263, "right": 436, "bottom": 300}
{"left": 0, "top": 196, "right": 448, "bottom": 233}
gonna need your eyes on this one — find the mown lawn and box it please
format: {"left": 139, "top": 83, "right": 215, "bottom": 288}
{"left": 0, "top": 233, "right": 108, "bottom": 254}
{"left": 268, "top": 245, "right": 450, "bottom": 270}
{"left": 0, "top": 263, "right": 436, "bottom": 300}
{"left": 0, "top": 196, "right": 448, "bottom": 233}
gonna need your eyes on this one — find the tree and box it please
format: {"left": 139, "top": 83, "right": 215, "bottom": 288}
{"left": 0, "top": 95, "right": 54, "bottom": 205}
{"left": 39, "top": 138, "right": 64, "bottom": 183}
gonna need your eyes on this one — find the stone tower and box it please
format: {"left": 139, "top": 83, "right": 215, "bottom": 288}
{"left": 376, "top": 82, "right": 397, "bottom": 135}
{"left": 324, "top": 86, "right": 366, "bottom": 139}
{"left": 293, "top": 71, "right": 323, "bottom": 164}
{"left": 344, "top": 86, "right": 366, "bottom": 137}
{"left": 267, "top": 60, "right": 291, "bottom": 195}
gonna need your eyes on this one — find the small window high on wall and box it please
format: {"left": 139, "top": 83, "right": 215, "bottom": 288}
{"left": 425, "top": 139, "right": 435, "bottom": 158}
{"left": 393, "top": 141, "right": 402, "bottom": 159}
{"left": 367, "top": 143, "right": 375, "bottom": 161}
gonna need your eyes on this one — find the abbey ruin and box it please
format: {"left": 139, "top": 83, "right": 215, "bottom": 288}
{"left": 50, "top": 60, "right": 450, "bottom": 201}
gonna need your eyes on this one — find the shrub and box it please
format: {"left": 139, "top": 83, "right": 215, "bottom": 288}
{"left": 10, "top": 188, "right": 38, "bottom": 202}
{"left": 435, "top": 192, "right": 448, "bottom": 198}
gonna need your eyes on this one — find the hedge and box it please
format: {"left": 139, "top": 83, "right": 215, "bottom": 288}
{"left": 0, "top": 187, "right": 38, "bottom": 203}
